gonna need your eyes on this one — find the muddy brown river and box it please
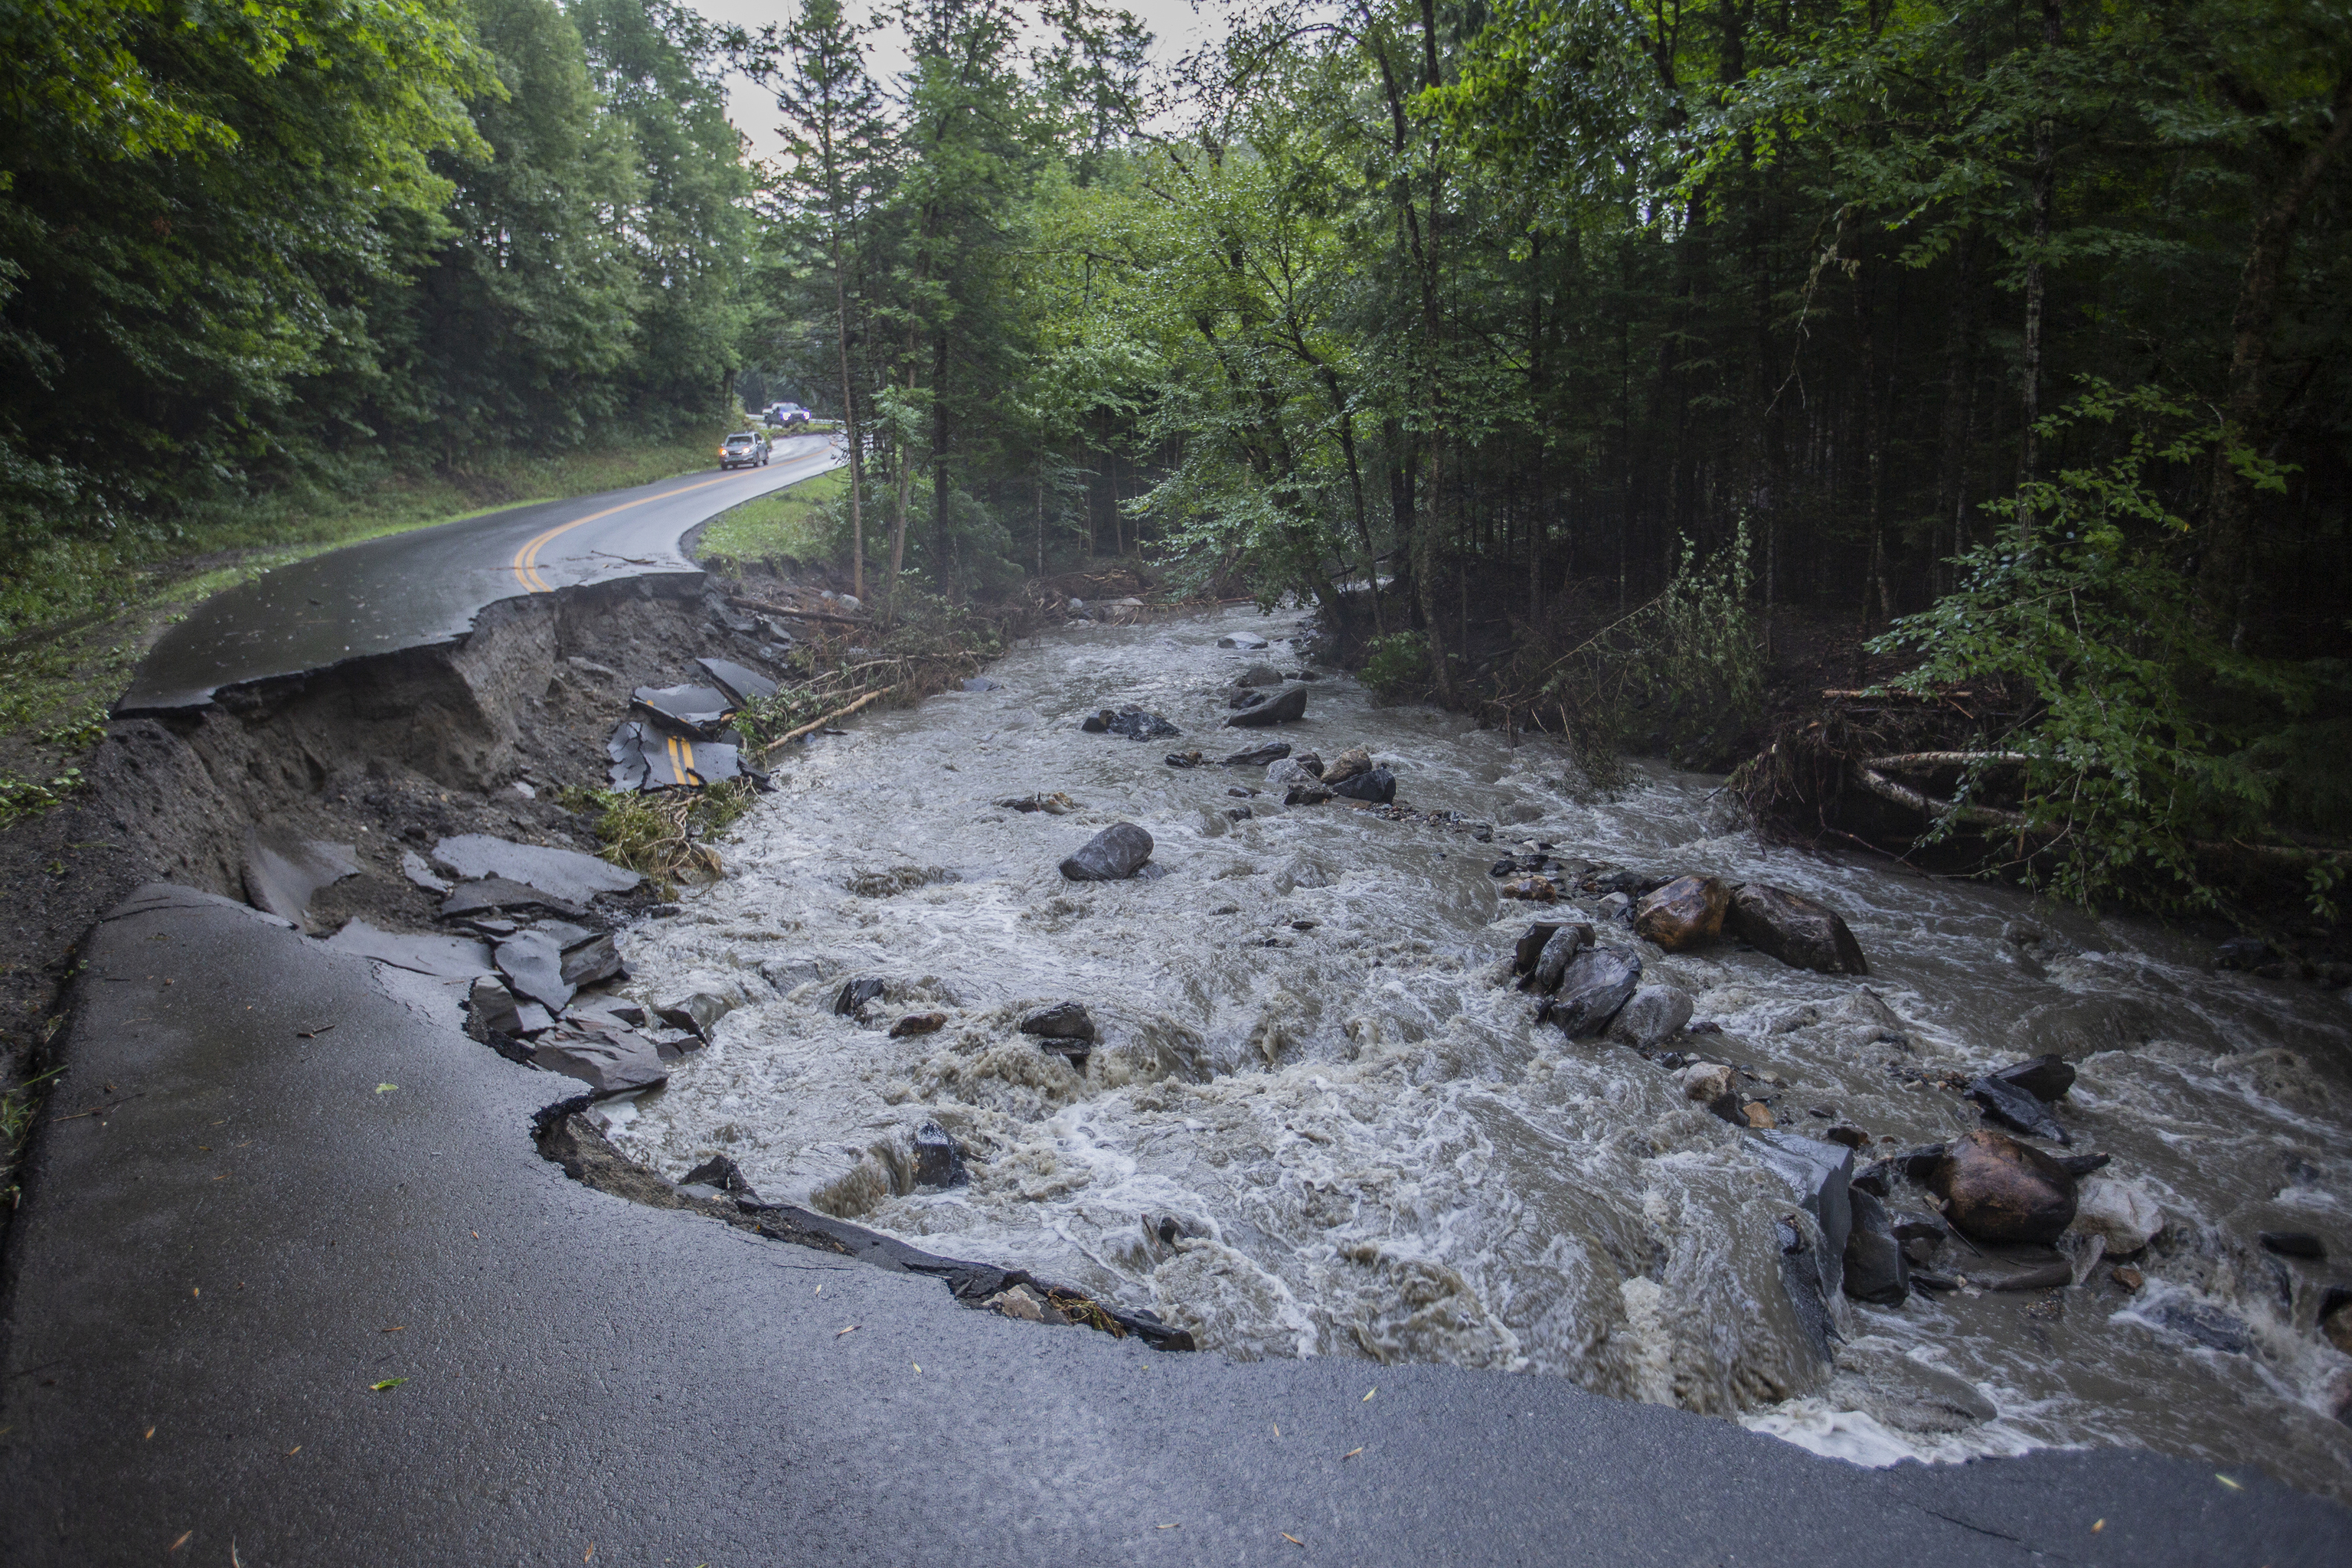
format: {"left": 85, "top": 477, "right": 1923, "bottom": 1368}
{"left": 599, "top": 604, "right": 2352, "bottom": 1500}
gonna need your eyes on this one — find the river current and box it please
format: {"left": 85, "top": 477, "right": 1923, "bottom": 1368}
{"left": 600, "top": 604, "right": 2352, "bottom": 1499}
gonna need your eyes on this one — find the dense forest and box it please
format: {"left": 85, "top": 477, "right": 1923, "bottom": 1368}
{"left": 5, "top": 0, "right": 2350, "bottom": 910}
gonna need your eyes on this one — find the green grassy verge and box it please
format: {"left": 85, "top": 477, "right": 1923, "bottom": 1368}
{"left": 695, "top": 466, "right": 850, "bottom": 573}
{"left": 0, "top": 424, "right": 740, "bottom": 822}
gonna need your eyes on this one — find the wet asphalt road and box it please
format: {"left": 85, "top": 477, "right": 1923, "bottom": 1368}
{"left": 2, "top": 884, "right": 2345, "bottom": 1565}
{"left": 116, "top": 433, "right": 840, "bottom": 714}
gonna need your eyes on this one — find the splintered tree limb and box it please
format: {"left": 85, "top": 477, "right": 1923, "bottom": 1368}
{"left": 1851, "top": 764, "right": 2037, "bottom": 829}
{"left": 727, "top": 594, "right": 870, "bottom": 627}
{"left": 2191, "top": 839, "right": 2352, "bottom": 869}
{"left": 760, "top": 687, "right": 893, "bottom": 755}
{"left": 1864, "top": 751, "right": 2033, "bottom": 771}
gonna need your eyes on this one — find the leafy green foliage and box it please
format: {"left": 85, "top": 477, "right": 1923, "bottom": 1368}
{"left": 1361, "top": 633, "right": 1432, "bottom": 701}
{"left": 1870, "top": 385, "right": 2337, "bottom": 910}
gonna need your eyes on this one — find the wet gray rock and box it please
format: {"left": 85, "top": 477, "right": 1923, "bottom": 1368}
{"left": 1165, "top": 750, "right": 1203, "bottom": 768}
{"left": 1265, "top": 758, "right": 1317, "bottom": 790}
{"left": 1610, "top": 985, "right": 1695, "bottom": 1048}
{"left": 1597, "top": 891, "right": 1633, "bottom": 923}
{"left": 1217, "top": 633, "right": 1269, "bottom": 649}
{"left": 1322, "top": 746, "right": 1374, "bottom": 786}
{"left": 835, "top": 976, "right": 886, "bottom": 1016}
{"left": 495, "top": 929, "right": 573, "bottom": 1013}
{"left": 1725, "top": 883, "right": 1868, "bottom": 975}
{"left": 1019, "top": 1001, "right": 1098, "bottom": 1042}
{"left": 1966, "top": 1073, "right": 2072, "bottom": 1145}
{"left": 1843, "top": 1186, "right": 1910, "bottom": 1305}
{"left": 1223, "top": 687, "right": 1306, "bottom": 727}
{"left": 1083, "top": 707, "right": 1183, "bottom": 740}
{"left": 962, "top": 677, "right": 1001, "bottom": 692}
{"left": 2019, "top": 993, "right": 2181, "bottom": 1061}
{"left": 1227, "top": 688, "right": 1269, "bottom": 710}
{"left": 1060, "top": 822, "right": 1155, "bottom": 881}
{"left": 325, "top": 920, "right": 492, "bottom": 982}
{"left": 1540, "top": 947, "right": 1642, "bottom": 1037}
{"left": 2148, "top": 1301, "right": 2253, "bottom": 1354}
{"left": 2259, "top": 1230, "right": 2325, "bottom": 1259}
{"left": 1235, "top": 663, "right": 1285, "bottom": 688}
{"left": 1756, "top": 1130, "right": 1856, "bottom": 1305}
{"left": 531, "top": 1026, "right": 668, "bottom": 1097}
{"left": 1521, "top": 923, "right": 1593, "bottom": 994}
{"left": 1328, "top": 767, "right": 1396, "bottom": 805}
{"left": 431, "top": 834, "right": 642, "bottom": 903}
{"left": 242, "top": 828, "right": 359, "bottom": 930}
{"left": 1222, "top": 741, "right": 1291, "bottom": 766}
{"left": 1890, "top": 1210, "right": 1949, "bottom": 1245}
{"left": 2055, "top": 1152, "right": 2112, "bottom": 1178}
{"left": 656, "top": 990, "right": 735, "bottom": 1041}
{"left": 1513, "top": 920, "right": 1570, "bottom": 977}
{"left": 913, "top": 1121, "right": 969, "bottom": 1188}
{"left": 759, "top": 955, "right": 830, "bottom": 992}
{"left": 1991, "top": 1054, "right": 2076, "bottom": 1101}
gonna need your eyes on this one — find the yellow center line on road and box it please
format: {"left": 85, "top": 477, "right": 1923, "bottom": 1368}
{"left": 508, "top": 445, "right": 838, "bottom": 593}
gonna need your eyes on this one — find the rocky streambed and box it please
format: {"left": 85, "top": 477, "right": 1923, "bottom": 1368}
{"left": 592, "top": 603, "right": 2352, "bottom": 1501}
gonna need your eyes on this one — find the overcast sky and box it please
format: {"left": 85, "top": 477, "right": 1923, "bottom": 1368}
{"left": 689, "top": 0, "right": 1223, "bottom": 162}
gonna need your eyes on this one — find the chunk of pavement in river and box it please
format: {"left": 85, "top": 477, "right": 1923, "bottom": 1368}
{"left": 1990, "top": 1053, "right": 2076, "bottom": 1102}
{"left": 835, "top": 976, "right": 886, "bottom": 1016}
{"left": 325, "top": 919, "right": 492, "bottom": 981}
{"left": 531, "top": 1026, "right": 668, "bottom": 1097}
{"left": 1610, "top": 985, "right": 1695, "bottom": 1047}
{"left": 681, "top": 1153, "right": 760, "bottom": 1200}
{"left": 1081, "top": 707, "right": 1182, "bottom": 740}
{"left": 605, "top": 719, "right": 747, "bottom": 790}
{"left": 1929, "top": 1129, "right": 2079, "bottom": 1244}
{"left": 400, "top": 850, "right": 452, "bottom": 895}
{"left": 1965, "top": 1073, "right": 2073, "bottom": 1145}
{"left": 1234, "top": 663, "right": 1285, "bottom": 688}
{"left": 1723, "top": 881, "right": 1868, "bottom": 975}
{"left": 466, "top": 975, "right": 528, "bottom": 1040}
{"left": 694, "top": 657, "right": 778, "bottom": 706}
{"left": 1755, "top": 1129, "right": 1855, "bottom": 1305}
{"left": 241, "top": 826, "right": 359, "bottom": 930}
{"left": 1540, "top": 947, "right": 1642, "bottom": 1036}
{"left": 962, "top": 677, "right": 1001, "bottom": 692}
{"left": 1842, "top": 1186, "right": 1910, "bottom": 1305}
{"left": 1632, "top": 874, "right": 1730, "bottom": 952}
{"left": 557, "top": 931, "right": 624, "bottom": 988}
{"left": 2072, "top": 1177, "right": 2164, "bottom": 1252}
{"left": 1222, "top": 686, "right": 1306, "bottom": 727}
{"left": 494, "top": 928, "right": 573, "bottom": 1013}
{"left": 1060, "top": 822, "right": 1155, "bottom": 881}
{"left": 431, "top": 833, "right": 642, "bottom": 903}
{"left": 1774, "top": 1215, "right": 1839, "bottom": 1365}
{"left": 656, "top": 990, "right": 735, "bottom": 1041}
{"left": 913, "top": 1121, "right": 969, "bottom": 1188}
{"left": 1329, "top": 766, "right": 1396, "bottom": 805}
{"left": 1523, "top": 923, "right": 1592, "bottom": 995}
{"left": 1019, "top": 1001, "right": 1098, "bottom": 1042}
{"left": 439, "top": 876, "right": 586, "bottom": 922}
{"left": 1222, "top": 741, "right": 1290, "bottom": 766}
{"left": 1217, "top": 632, "right": 1269, "bottom": 649}
{"left": 630, "top": 683, "right": 735, "bottom": 739}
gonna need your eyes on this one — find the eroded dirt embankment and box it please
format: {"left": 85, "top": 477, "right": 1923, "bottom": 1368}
{"left": 0, "top": 570, "right": 780, "bottom": 1217}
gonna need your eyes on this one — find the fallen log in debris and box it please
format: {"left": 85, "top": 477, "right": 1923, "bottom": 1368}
{"left": 760, "top": 686, "right": 893, "bottom": 754}
{"left": 727, "top": 593, "right": 868, "bottom": 628}
{"left": 1851, "top": 763, "right": 2038, "bottom": 831}
{"left": 1863, "top": 751, "right": 2032, "bottom": 772}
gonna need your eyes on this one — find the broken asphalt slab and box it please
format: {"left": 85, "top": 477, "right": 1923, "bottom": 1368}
{"left": 428, "top": 834, "right": 642, "bottom": 903}
{"left": 2, "top": 884, "right": 2344, "bottom": 1564}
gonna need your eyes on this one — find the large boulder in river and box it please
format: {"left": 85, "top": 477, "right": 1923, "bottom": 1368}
{"left": 2072, "top": 1177, "right": 2163, "bottom": 1253}
{"left": 1989, "top": 1054, "right": 2075, "bottom": 1101}
{"left": 1235, "top": 663, "right": 1285, "bottom": 688}
{"left": 1322, "top": 746, "right": 1374, "bottom": 786}
{"left": 1928, "top": 1129, "right": 2079, "bottom": 1244}
{"left": 1965, "top": 1073, "right": 2071, "bottom": 1144}
{"left": 1223, "top": 686, "right": 1306, "bottom": 727}
{"left": 1609, "top": 985, "right": 1694, "bottom": 1048}
{"left": 1328, "top": 767, "right": 1396, "bottom": 805}
{"left": 1521, "top": 923, "right": 1593, "bottom": 995}
{"left": 1060, "top": 823, "right": 1155, "bottom": 881}
{"left": 1843, "top": 1186, "right": 1910, "bottom": 1305}
{"left": 1633, "top": 875, "right": 1730, "bottom": 952}
{"left": 1540, "top": 947, "right": 1642, "bottom": 1036}
{"left": 1725, "top": 882, "right": 1867, "bottom": 975}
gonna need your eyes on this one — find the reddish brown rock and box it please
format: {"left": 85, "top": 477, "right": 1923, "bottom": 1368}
{"left": 1632, "top": 875, "right": 1730, "bottom": 951}
{"left": 1725, "top": 883, "right": 1867, "bottom": 975}
{"left": 1501, "top": 876, "right": 1557, "bottom": 903}
{"left": 1928, "top": 1130, "right": 2079, "bottom": 1244}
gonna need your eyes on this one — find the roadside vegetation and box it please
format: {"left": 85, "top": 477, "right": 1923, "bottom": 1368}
{"left": 695, "top": 468, "right": 852, "bottom": 575}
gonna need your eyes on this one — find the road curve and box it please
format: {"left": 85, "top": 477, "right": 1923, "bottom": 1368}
{"left": 117, "top": 433, "right": 841, "bottom": 714}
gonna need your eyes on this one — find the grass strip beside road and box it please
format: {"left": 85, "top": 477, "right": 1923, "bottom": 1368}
{"left": 694, "top": 466, "right": 850, "bottom": 574}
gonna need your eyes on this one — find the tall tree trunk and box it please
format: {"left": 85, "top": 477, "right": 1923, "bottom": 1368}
{"left": 831, "top": 228, "right": 864, "bottom": 602}
{"left": 2019, "top": 0, "right": 2061, "bottom": 496}
{"left": 2199, "top": 73, "right": 2352, "bottom": 641}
